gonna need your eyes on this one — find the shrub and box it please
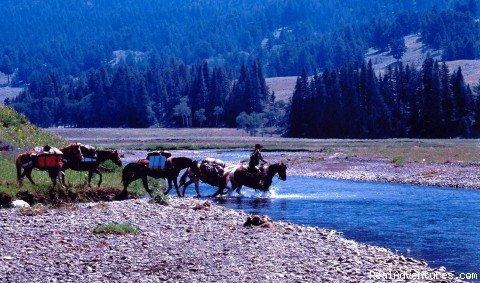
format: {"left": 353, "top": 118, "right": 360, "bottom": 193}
{"left": 92, "top": 223, "right": 138, "bottom": 235}
{"left": 152, "top": 189, "right": 169, "bottom": 206}
{"left": 391, "top": 156, "right": 406, "bottom": 166}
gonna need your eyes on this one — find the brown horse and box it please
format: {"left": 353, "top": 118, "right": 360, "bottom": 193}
{"left": 211, "top": 162, "right": 287, "bottom": 197}
{"left": 179, "top": 158, "right": 228, "bottom": 197}
{"left": 121, "top": 157, "right": 199, "bottom": 198}
{"left": 15, "top": 144, "right": 83, "bottom": 189}
{"left": 60, "top": 144, "right": 122, "bottom": 187}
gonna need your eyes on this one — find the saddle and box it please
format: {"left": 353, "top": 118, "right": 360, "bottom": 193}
{"left": 200, "top": 158, "right": 225, "bottom": 178}
{"left": 245, "top": 165, "right": 265, "bottom": 185}
{"left": 147, "top": 151, "right": 171, "bottom": 170}
{"left": 79, "top": 143, "right": 97, "bottom": 163}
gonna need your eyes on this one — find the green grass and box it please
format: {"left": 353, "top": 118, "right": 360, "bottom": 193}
{"left": 391, "top": 156, "right": 406, "bottom": 166}
{"left": 92, "top": 223, "right": 138, "bottom": 235}
{"left": 0, "top": 107, "right": 66, "bottom": 149}
{"left": 0, "top": 107, "right": 143, "bottom": 204}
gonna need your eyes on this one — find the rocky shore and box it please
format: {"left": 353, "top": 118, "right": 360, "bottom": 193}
{"left": 285, "top": 154, "right": 480, "bottom": 190}
{"left": 0, "top": 199, "right": 459, "bottom": 282}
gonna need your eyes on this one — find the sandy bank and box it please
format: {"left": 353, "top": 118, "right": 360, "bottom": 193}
{"left": 0, "top": 199, "right": 458, "bottom": 282}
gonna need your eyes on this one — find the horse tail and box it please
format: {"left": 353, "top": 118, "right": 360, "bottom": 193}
{"left": 122, "top": 163, "right": 134, "bottom": 188}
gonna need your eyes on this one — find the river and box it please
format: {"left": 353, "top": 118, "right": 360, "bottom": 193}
{"left": 172, "top": 150, "right": 480, "bottom": 277}
{"left": 128, "top": 149, "right": 479, "bottom": 276}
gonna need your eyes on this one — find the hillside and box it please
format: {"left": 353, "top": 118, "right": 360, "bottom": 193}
{"left": 366, "top": 34, "right": 480, "bottom": 85}
{"left": 267, "top": 34, "right": 480, "bottom": 102}
{"left": 0, "top": 107, "right": 66, "bottom": 150}
{"left": 0, "top": 0, "right": 455, "bottom": 83}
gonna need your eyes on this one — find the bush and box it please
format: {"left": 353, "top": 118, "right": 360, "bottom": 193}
{"left": 391, "top": 156, "right": 406, "bottom": 166}
{"left": 152, "top": 189, "right": 169, "bottom": 206}
{"left": 92, "top": 223, "right": 138, "bottom": 235}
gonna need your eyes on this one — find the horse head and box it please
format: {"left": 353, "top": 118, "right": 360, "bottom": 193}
{"left": 109, "top": 150, "right": 123, "bottom": 166}
{"left": 270, "top": 162, "right": 287, "bottom": 181}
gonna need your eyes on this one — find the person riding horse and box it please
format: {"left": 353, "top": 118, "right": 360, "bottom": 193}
{"left": 249, "top": 144, "right": 268, "bottom": 185}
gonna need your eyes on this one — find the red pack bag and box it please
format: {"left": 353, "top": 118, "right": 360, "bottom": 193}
{"left": 36, "top": 154, "right": 63, "bottom": 169}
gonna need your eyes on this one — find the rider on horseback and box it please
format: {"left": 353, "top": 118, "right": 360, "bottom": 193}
{"left": 249, "top": 144, "right": 268, "bottom": 186}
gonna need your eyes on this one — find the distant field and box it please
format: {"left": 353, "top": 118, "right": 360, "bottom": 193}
{"left": 265, "top": 76, "right": 297, "bottom": 101}
{"left": 0, "top": 87, "right": 22, "bottom": 104}
{"left": 48, "top": 128, "right": 480, "bottom": 164}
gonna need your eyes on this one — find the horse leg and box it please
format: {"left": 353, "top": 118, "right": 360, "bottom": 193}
{"left": 25, "top": 168, "right": 36, "bottom": 185}
{"left": 173, "top": 175, "right": 182, "bottom": 197}
{"left": 211, "top": 187, "right": 223, "bottom": 198}
{"left": 194, "top": 179, "right": 201, "bottom": 198}
{"left": 235, "top": 185, "right": 244, "bottom": 196}
{"left": 58, "top": 171, "right": 66, "bottom": 189}
{"left": 142, "top": 176, "right": 153, "bottom": 197}
{"left": 49, "top": 170, "right": 59, "bottom": 203}
{"left": 87, "top": 170, "right": 93, "bottom": 188}
{"left": 181, "top": 179, "right": 194, "bottom": 197}
{"left": 226, "top": 180, "right": 239, "bottom": 197}
{"left": 212, "top": 174, "right": 229, "bottom": 197}
{"left": 16, "top": 163, "right": 24, "bottom": 187}
{"left": 94, "top": 169, "right": 103, "bottom": 187}
{"left": 165, "top": 179, "right": 173, "bottom": 195}
{"left": 60, "top": 170, "right": 67, "bottom": 187}
{"left": 226, "top": 184, "right": 236, "bottom": 197}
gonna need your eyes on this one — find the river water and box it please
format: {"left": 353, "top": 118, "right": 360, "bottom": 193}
{"left": 176, "top": 151, "right": 480, "bottom": 276}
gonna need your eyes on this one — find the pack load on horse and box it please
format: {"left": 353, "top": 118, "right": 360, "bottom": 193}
{"left": 146, "top": 151, "right": 172, "bottom": 170}
{"left": 16, "top": 144, "right": 83, "bottom": 190}
{"left": 79, "top": 143, "right": 97, "bottom": 163}
{"left": 200, "top": 158, "right": 225, "bottom": 180}
{"left": 33, "top": 146, "right": 63, "bottom": 170}
{"left": 179, "top": 157, "right": 227, "bottom": 197}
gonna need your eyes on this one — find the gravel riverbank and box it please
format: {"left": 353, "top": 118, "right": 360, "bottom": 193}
{"left": 0, "top": 199, "right": 459, "bottom": 282}
{"left": 285, "top": 155, "right": 480, "bottom": 190}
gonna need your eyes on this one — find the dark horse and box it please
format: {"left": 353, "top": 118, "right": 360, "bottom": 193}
{"left": 179, "top": 158, "right": 228, "bottom": 197}
{"left": 211, "top": 162, "right": 287, "bottom": 197}
{"left": 16, "top": 144, "right": 83, "bottom": 189}
{"left": 60, "top": 144, "right": 122, "bottom": 187}
{"left": 121, "top": 157, "right": 199, "bottom": 198}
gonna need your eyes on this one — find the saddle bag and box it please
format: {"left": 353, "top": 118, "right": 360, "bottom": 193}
{"left": 81, "top": 157, "right": 97, "bottom": 163}
{"left": 36, "top": 154, "right": 63, "bottom": 169}
{"left": 147, "top": 151, "right": 171, "bottom": 170}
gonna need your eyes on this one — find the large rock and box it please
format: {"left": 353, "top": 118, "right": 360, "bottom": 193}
{"left": 10, "top": 200, "right": 30, "bottom": 208}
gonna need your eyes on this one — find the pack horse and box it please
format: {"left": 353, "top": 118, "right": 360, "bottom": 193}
{"left": 121, "top": 151, "right": 200, "bottom": 198}
{"left": 16, "top": 145, "right": 82, "bottom": 190}
{"left": 60, "top": 143, "right": 123, "bottom": 187}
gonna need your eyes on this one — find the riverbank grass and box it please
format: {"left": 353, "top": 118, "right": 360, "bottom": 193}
{"left": 93, "top": 223, "right": 138, "bottom": 235}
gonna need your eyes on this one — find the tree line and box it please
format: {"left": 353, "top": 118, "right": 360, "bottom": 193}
{"left": 7, "top": 61, "right": 281, "bottom": 129}
{"left": 288, "top": 59, "right": 479, "bottom": 138}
